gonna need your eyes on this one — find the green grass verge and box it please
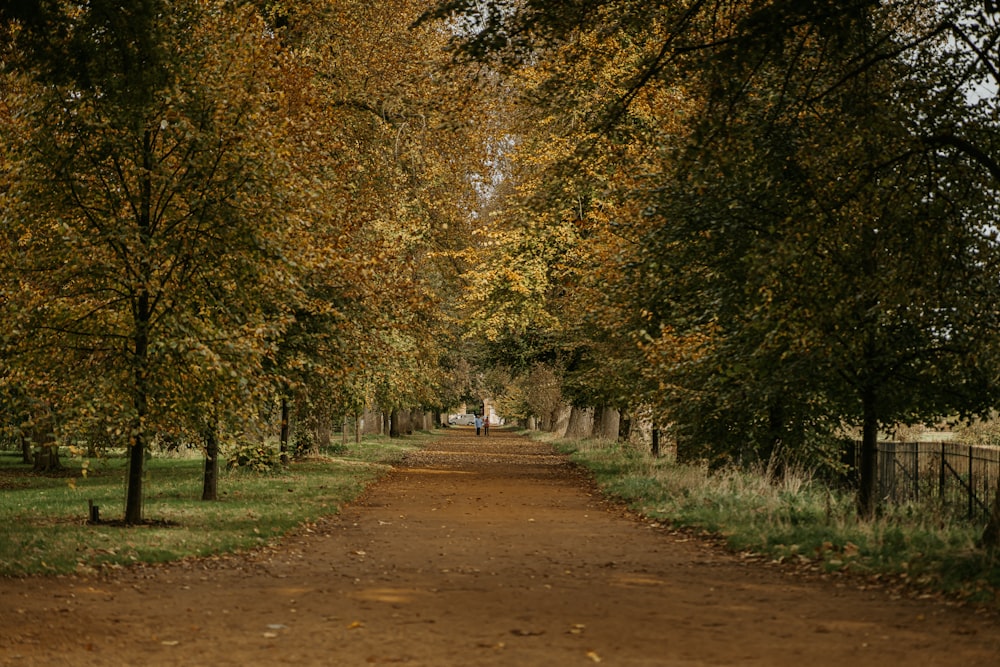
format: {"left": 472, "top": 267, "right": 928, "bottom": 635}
{"left": 542, "top": 433, "right": 1000, "bottom": 607}
{"left": 0, "top": 433, "right": 429, "bottom": 577}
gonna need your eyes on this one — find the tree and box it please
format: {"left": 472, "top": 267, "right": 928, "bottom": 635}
{"left": 452, "top": 4, "right": 698, "bottom": 438}
{"left": 1, "top": 0, "right": 296, "bottom": 523}
{"left": 430, "top": 0, "right": 1000, "bottom": 518}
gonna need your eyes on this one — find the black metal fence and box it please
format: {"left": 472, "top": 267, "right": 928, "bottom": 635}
{"left": 844, "top": 441, "right": 1000, "bottom": 523}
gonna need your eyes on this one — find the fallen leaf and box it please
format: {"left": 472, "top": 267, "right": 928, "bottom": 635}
{"left": 586, "top": 650, "right": 602, "bottom": 663}
{"left": 348, "top": 621, "right": 364, "bottom": 629}
{"left": 510, "top": 629, "right": 545, "bottom": 637}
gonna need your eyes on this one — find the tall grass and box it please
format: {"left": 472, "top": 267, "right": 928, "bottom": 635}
{"left": 0, "top": 434, "right": 426, "bottom": 576}
{"left": 548, "top": 434, "right": 1000, "bottom": 605}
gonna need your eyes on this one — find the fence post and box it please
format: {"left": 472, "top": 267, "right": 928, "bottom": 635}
{"left": 969, "top": 446, "right": 974, "bottom": 521}
{"left": 939, "top": 442, "right": 946, "bottom": 505}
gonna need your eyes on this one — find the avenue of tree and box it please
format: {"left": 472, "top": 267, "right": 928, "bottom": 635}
{"left": 1, "top": 0, "right": 488, "bottom": 523}
{"left": 3, "top": 0, "right": 1000, "bottom": 547}
{"left": 422, "top": 0, "right": 1000, "bottom": 542}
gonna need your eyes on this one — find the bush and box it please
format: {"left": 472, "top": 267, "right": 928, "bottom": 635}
{"left": 225, "top": 440, "right": 281, "bottom": 473}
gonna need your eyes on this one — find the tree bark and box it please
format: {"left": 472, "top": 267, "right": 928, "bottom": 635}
{"left": 363, "top": 408, "right": 384, "bottom": 435}
{"left": 565, "top": 406, "right": 594, "bottom": 439}
{"left": 279, "top": 396, "right": 290, "bottom": 463}
{"left": 539, "top": 412, "right": 551, "bottom": 431}
{"left": 32, "top": 443, "right": 62, "bottom": 471}
{"left": 675, "top": 435, "right": 697, "bottom": 463}
{"left": 124, "top": 293, "right": 151, "bottom": 524}
{"left": 202, "top": 423, "right": 219, "bottom": 501}
{"left": 552, "top": 403, "right": 572, "bottom": 437}
{"left": 592, "top": 407, "right": 604, "bottom": 438}
{"left": 763, "top": 402, "right": 786, "bottom": 478}
{"left": 124, "top": 129, "right": 154, "bottom": 526}
{"left": 619, "top": 411, "right": 632, "bottom": 442}
{"left": 19, "top": 432, "right": 30, "bottom": 464}
{"left": 980, "top": 475, "right": 1000, "bottom": 552}
{"left": 596, "top": 406, "right": 620, "bottom": 441}
{"left": 389, "top": 408, "right": 401, "bottom": 438}
{"left": 857, "top": 388, "right": 879, "bottom": 519}
{"left": 124, "top": 411, "right": 148, "bottom": 524}
{"left": 313, "top": 414, "right": 330, "bottom": 455}
{"left": 408, "top": 409, "right": 423, "bottom": 433}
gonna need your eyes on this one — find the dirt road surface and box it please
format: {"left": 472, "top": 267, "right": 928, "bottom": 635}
{"left": 2, "top": 428, "right": 999, "bottom": 666}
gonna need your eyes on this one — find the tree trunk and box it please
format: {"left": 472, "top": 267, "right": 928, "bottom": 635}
{"left": 202, "top": 423, "right": 219, "bottom": 501}
{"left": 565, "top": 406, "right": 594, "bottom": 439}
{"left": 124, "top": 354, "right": 150, "bottom": 524}
{"left": 596, "top": 406, "right": 620, "bottom": 441}
{"left": 619, "top": 411, "right": 632, "bottom": 442}
{"left": 313, "top": 414, "right": 330, "bottom": 455}
{"left": 361, "top": 407, "right": 380, "bottom": 435}
{"left": 279, "top": 396, "right": 291, "bottom": 463}
{"left": 539, "top": 412, "right": 551, "bottom": 431}
{"left": 32, "top": 443, "right": 62, "bottom": 472}
{"left": 762, "top": 402, "right": 786, "bottom": 478}
{"left": 125, "top": 129, "right": 154, "bottom": 526}
{"left": 20, "top": 433, "right": 32, "bottom": 465}
{"left": 857, "top": 389, "right": 879, "bottom": 519}
{"left": 676, "top": 435, "right": 697, "bottom": 464}
{"left": 552, "top": 404, "right": 572, "bottom": 437}
{"left": 980, "top": 475, "right": 1000, "bottom": 552}
{"left": 592, "top": 407, "right": 604, "bottom": 438}
{"left": 389, "top": 408, "right": 401, "bottom": 438}
{"left": 124, "top": 413, "right": 148, "bottom": 524}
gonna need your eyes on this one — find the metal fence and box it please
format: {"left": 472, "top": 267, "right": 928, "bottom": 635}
{"left": 844, "top": 441, "right": 1000, "bottom": 523}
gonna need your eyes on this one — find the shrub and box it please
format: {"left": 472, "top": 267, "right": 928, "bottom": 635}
{"left": 225, "top": 440, "right": 281, "bottom": 473}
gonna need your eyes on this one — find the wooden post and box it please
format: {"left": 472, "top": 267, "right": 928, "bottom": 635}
{"left": 969, "top": 447, "right": 974, "bottom": 520}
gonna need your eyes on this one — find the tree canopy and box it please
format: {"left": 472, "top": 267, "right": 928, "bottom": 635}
{"left": 3, "top": 0, "right": 1000, "bottom": 533}
{"left": 0, "top": 0, "right": 492, "bottom": 521}
{"left": 428, "top": 0, "right": 1000, "bottom": 517}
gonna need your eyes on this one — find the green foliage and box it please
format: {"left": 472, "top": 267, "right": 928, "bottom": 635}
{"left": 0, "top": 434, "right": 425, "bottom": 576}
{"left": 429, "top": 1, "right": 1000, "bottom": 518}
{"left": 955, "top": 417, "right": 1000, "bottom": 448}
{"left": 224, "top": 440, "right": 282, "bottom": 473}
{"left": 1, "top": 0, "right": 494, "bottom": 522}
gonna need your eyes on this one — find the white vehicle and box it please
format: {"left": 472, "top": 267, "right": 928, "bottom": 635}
{"left": 448, "top": 413, "right": 477, "bottom": 426}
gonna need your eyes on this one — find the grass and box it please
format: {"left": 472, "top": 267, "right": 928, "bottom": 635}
{"left": 542, "top": 432, "right": 1000, "bottom": 607}
{"left": 0, "top": 432, "right": 429, "bottom": 577}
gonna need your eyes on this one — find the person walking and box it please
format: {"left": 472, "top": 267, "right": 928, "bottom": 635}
{"left": 474, "top": 414, "right": 483, "bottom": 436}
{"left": 483, "top": 415, "right": 490, "bottom": 437}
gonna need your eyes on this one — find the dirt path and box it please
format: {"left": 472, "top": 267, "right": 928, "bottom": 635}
{"left": 2, "top": 428, "right": 999, "bottom": 666}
